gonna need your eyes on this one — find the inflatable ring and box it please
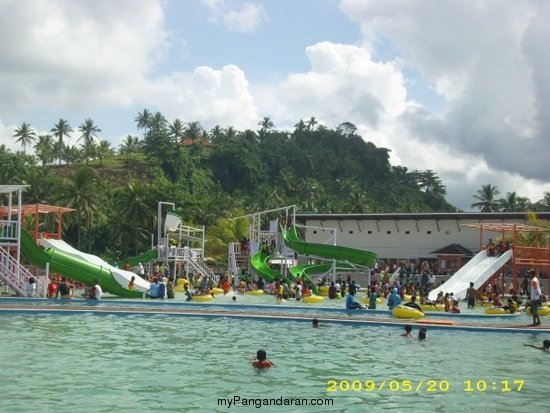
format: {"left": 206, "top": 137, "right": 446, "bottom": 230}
{"left": 403, "top": 295, "right": 412, "bottom": 301}
{"left": 303, "top": 295, "right": 324, "bottom": 303}
{"left": 481, "top": 301, "right": 493, "bottom": 307}
{"left": 192, "top": 295, "right": 213, "bottom": 302}
{"left": 420, "top": 304, "right": 445, "bottom": 312}
{"left": 360, "top": 296, "right": 383, "bottom": 304}
{"left": 211, "top": 288, "right": 224, "bottom": 295}
{"left": 392, "top": 305, "right": 425, "bottom": 319}
{"left": 526, "top": 306, "right": 550, "bottom": 316}
{"left": 484, "top": 307, "right": 511, "bottom": 315}
{"left": 245, "top": 289, "right": 264, "bottom": 296}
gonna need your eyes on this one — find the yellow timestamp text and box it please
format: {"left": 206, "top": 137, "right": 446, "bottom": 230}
{"left": 326, "top": 379, "right": 524, "bottom": 393}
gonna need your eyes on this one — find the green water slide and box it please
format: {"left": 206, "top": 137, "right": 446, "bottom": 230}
{"left": 281, "top": 226, "right": 377, "bottom": 267}
{"left": 124, "top": 249, "right": 157, "bottom": 267}
{"left": 20, "top": 230, "right": 144, "bottom": 298}
{"left": 288, "top": 263, "right": 331, "bottom": 291}
{"left": 250, "top": 251, "right": 287, "bottom": 283}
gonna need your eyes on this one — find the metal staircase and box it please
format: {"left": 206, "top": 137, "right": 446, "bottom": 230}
{"left": 181, "top": 247, "right": 218, "bottom": 283}
{"left": 0, "top": 245, "right": 43, "bottom": 297}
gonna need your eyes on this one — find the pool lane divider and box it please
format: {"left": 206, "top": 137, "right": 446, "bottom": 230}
{"left": 0, "top": 304, "right": 549, "bottom": 334}
{"left": 0, "top": 297, "right": 526, "bottom": 320}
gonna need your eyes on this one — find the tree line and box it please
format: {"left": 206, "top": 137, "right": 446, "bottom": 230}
{"left": 2, "top": 111, "right": 548, "bottom": 262}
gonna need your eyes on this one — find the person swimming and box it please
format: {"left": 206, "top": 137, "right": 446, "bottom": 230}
{"left": 250, "top": 349, "right": 275, "bottom": 368}
{"left": 523, "top": 340, "right": 550, "bottom": 352}
{"left": 401, "top": 325, "right": 413, "bottom": 338}
{"left": 312, "top": 318, "right": 319, "bottom": 328}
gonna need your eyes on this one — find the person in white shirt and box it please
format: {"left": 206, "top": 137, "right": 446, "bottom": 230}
{"left": 529, "top": 270, "right": 542, "bottom": 326}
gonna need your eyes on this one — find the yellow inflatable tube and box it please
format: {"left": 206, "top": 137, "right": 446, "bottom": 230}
{"left": 211, "top": 288, "right": 224, "bottom": 295}
{"left": 303, "top": 295, "right": 324, "bottom": 304}
{"left": 318, "top": 286, "right": 329, "bottom": 296}
{"left": 192, "top": 295, "right": 213, "bottom": 302}
{"left": 484, "top": 307, "right": 511, "bottom": 315}
{"left": 360, "top": 296, "right": 383, "bottom": 304}
{"left": 392, "top": 305, "right": 425, "bottom": 319}
{"left": 174, "top": 278, "right": 190, "bottom": 292}
{"left": 526, "top": 306, "right": 550, "bottom": 316}
{"left": 245, "top": 289, "right": 264, "bottom": 296}
{"left": 420, "top": 304, "right": 445, "bottom": 312}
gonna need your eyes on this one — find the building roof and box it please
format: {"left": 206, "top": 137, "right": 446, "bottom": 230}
{"left": 430, "top": 243, "right": 473, "bottom": 256}
{"left": 461, "top": 223, "right": 550, "bottom": 233}
{"left": 0, "top": 184, "right": 29, "bottom": 194}
{"left": 295, "top": 212, "right": 550, "bottom": 222}
{"left": 0, "top": 203, "right": 75, "bottom": 216}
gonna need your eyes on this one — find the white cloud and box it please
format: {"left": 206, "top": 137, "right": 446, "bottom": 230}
{"left": 335, "top": 0, "right": 550, "bottom": 209}
{"left": 202, "top": 0, "right": 267, "bottom": 33}
{"left": 0, "top": 0, "right": 167, "bottom": 114}
{"left": 147, "top": 64, "right": 258, "bottom": 129}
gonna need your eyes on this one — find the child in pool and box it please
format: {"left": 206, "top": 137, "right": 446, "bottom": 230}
{"left": 401, "top": 325, "right": 413, "bottom": 338}
{"left": 523, "top": 340, "right": 550, "bottom": 352}
{"left": 250, "top": 349, "right": 275, "bottom": 368}
{"left": 418, "top": 327, "right": 427, "bottom": 341}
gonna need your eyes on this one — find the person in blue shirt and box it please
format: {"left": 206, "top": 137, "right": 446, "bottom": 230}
{"left": 346, "top": 290, "right": 365, "bottom": 310}
{"left": 368, "top": 287, "right": 378, "bottom": 309}
{"left": 387, "top": 288, "right": 401, "bottom": 310}
{"left": 149, "top": 277, "right": 159, "bottom": 298}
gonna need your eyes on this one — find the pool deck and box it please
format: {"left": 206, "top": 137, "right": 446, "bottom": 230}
{"left": 1, "top": 301, "right": 549, "bottom": 334}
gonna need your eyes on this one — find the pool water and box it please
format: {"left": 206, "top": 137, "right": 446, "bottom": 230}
{"left": 0, "top": 313, "right": 547, "bottom": 413}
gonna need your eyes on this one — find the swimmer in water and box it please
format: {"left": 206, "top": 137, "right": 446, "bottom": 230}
{"left": 523, "top": 340, "right": 550, "bottom": 352}
{"left": 250, "top": 349, "right": 275, "bottom": 368}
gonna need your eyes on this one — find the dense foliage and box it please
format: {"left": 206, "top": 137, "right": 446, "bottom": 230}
{"left": 3, "top": 112, "right": 548, "bottom": 261}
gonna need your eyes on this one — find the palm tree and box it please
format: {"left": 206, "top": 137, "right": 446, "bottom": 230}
{"left": 51, "top": 119, "right": 73, "bottom": 165}
{"left": 13, "top": 122, "right": 37, "bottom": 152}
{"left": 294, "top": 119, "right": 307, "bottom": 133}
{"left": 149, "top": 112, "right": 167, "bottom": 134}
{"left": 307, "top": 116, "right": 318, "bottom": 131}
{"left": 57, "top": 167, "right": 104, "bottom": 250}
{"left": 113, "top": 181, "right": 154, "bottom": 255}
{"left": 78, "top": 119, "right": 101, "bottom": 163}
{"left": 184, "top": 121, "right": 204, "bottom": 141}
{"left": 119, "top": 135, "right": 141, "bottom": 159}
{"left": 471, "top": 184, "right": 501, "bottom": 212}
{"left": 168, "top": 118, "right": 185, "bottom": 143}
{"left": 95, "top": 140, "right": 114, "bottom": 166}
{"left": 135, "top": 109, "right": 153, "bottom": 134}
{"left": 33, "top": 135, "right": 55, "bottom": 166}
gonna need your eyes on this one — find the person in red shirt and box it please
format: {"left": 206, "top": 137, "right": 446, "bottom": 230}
{"left": 250, "top": 349, "right": 275, "bottom": 369}
{"left": 46, "top": 278, "right": 57, "bottom": 298}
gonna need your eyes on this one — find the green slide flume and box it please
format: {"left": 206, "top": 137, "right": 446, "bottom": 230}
{"left": 281, "top": 226, "right": 377, "bottom": 267}
{"left": 124, "top": 249, "right": 157, "bottom": 267}
{"left": 20, "top": 230, "right": 144, "bottom": 298}
{"left": 250, "top": 251, "right": 286, "bottom": 283}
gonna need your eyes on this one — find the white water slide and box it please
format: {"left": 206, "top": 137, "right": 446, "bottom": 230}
{"left": 428, "top": 249, "right": 513, "bottom": 301}
{"left": 39, "top": 238, "right": 150, "bottom": 293}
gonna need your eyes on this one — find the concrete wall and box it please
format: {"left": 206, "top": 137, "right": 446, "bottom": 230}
{"left": 298, "top": 213, "right": 550, "bottom": 261}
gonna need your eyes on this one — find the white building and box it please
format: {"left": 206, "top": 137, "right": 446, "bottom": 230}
{"left": 295, "top": 212, "right": 550, "bottom": 268}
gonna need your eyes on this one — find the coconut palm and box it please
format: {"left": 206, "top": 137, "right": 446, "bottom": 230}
{"left": 471, "top": 184, "right": 501, "bottom": 212}
{"left": 135, "top": 109, "right": 153, "bottom": 134}
{"left": 119, "top": 135, "right": 141, "bottom": 159}
{"left": 57, "top": 167, "right": 104, "bottom": 250}
{"left": 51, "top": 119, "right": 73, "bottom": 165}
{"left": 13, "top": 122, "right": 37, "bottom": 152}
{"left": 78, "top": 118, "right": 101, "bottom": 163}
{"left": 95, "top": 140, "right": 114, "bottom": 166}
{"left": 307, "top": 116, "right": 318, "bottom": 131}
{"left": 184, "top": 121, "right": 204, "bottom": 141}
{"left": 33, "top": 135, "right": 54, "bottom": 166}
{"left": 168, "top": 118, "right": 185, "bottom": 143}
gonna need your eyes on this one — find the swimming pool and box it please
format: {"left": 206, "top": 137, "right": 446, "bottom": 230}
{"left": 0, "top": 312, "right": 547, "bottom": 412}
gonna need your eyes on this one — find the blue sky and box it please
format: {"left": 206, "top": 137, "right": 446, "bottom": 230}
{"left": 0, "top": 0, "right": 549, "bottom": 209}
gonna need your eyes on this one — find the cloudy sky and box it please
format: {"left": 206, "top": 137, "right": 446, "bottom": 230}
{"left": 1, "top": 0, "right": 548, "bottom": 210}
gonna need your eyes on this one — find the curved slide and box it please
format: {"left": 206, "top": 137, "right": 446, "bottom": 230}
{"left": 20, "top": 230, "right": 147, "bottom": 298}
{"left": 428, "top": 249, "right": 513, "bottom": 301}
{"left": 281, "top": 226, "right": 377, "bottom": 267}
{"left": 124, "top": 249, "right": 157, "bottom": 267}
{"left": 251, "top": 251, "right": 289, "bottom": 283}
